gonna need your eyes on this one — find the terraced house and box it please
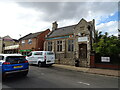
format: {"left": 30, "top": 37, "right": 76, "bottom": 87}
{"left": 44, "top": 18, "right": 95, "bottom": 67}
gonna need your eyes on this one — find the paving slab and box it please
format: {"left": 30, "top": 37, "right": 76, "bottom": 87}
{"left": 53, "top": 64, "right": 120, "bottom": 77}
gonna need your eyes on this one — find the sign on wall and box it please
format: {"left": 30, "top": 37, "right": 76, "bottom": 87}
{"left": 101, "top": 57, "right": 110, "bottom": 62}
{"left": 78, "top": 37, "right": 88, "bottom": 42}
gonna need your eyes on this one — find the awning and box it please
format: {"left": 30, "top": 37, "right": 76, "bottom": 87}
{"left": 5, "top": 45, "right": 19, "bottom": 50}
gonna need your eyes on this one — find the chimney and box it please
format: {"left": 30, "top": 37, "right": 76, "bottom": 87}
{"left": 52, "top": 21, "right": 58, "bottom": 31}
{"left": 92, "top": 19, "right": 95, "bottom": 25}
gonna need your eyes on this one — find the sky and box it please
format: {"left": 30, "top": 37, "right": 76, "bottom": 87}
{"left": 0, "top": 0, "right": 119, "bottom": 39}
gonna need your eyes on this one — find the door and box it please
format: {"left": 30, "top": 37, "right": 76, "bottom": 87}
{"left": 46, "top": 51, "right": 55, "bottom": 64}
{"left": 79, "top": 44, "right": 87, "bottom": 59}
{"left": 26, "top": 52, "right": 34, "bottom": 64}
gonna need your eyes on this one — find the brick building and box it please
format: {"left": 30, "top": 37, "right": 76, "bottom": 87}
{"left": 19, "top": 29, "right": 50, "bottom": 55}
{"left": 0, "top": 36, "right": 19, "bottom": 54}
{"left": 44, "top": 18, "right": 95, "bottom": 67}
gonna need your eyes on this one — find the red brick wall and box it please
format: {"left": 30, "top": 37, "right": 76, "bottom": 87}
{"left": 90, "top": 55, "right": 120, "bottom": 69}
{"left": 19, "top": 38, "right": 37, "bottom": 51}
{"left": 90, "top": 55, "right": 95, "bottom": 67}
{"left": 36, "top": 29, "right": 50, "bottom": 51}
{"left": 19, "top": 29, "right": 50, "bottom": 52}
{"left": 94, "top": 64, "right": 120, "bottom": 69}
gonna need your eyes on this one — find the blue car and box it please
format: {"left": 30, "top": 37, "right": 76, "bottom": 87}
{"left": 0, "top": 54, "right": 29, "bottom": 80}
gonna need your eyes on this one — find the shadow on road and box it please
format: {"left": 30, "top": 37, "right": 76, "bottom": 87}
{"left": 3, "top": 75, "right": 29, "bottom": 83}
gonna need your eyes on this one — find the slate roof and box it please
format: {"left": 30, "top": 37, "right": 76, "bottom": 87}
{"left": 19, "top": 31, "right": 43, "bottom": 40}
{"left": 48, "top": 24, "right": 76, "bottom": 38}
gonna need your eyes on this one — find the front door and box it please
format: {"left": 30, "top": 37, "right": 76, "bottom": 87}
{"left": 79, "top": 44, "right": 87, "bottom": 59}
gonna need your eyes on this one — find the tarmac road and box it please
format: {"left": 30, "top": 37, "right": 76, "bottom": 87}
{"left": 2, "top": 65, "right": 119, "bottom": 89}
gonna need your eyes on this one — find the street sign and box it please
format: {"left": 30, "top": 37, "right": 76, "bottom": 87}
{"left": 78, "top": 37, "right": 88, "bottom": 42}
{"left": 101, "top": 57, "right": 110, "bottom": 62}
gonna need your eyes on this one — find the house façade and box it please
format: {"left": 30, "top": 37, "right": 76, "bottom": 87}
{"left": 44, "top": 18, "right": 95, "bottom": 67}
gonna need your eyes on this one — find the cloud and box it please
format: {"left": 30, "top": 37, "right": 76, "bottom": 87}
{"left": 0, "top": 2, "right": 118, "bottom": 39}
{"left": 0, "top": 2, "right": 50, "bottom": 39}
{"left": 96, "top": 21, "right": 118, "bottom": 36}
{"left": 17, "top": 2, "right": 118, "bottom": 23}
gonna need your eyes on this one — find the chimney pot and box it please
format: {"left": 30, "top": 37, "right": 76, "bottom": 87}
{"left": 52, "top": 21, "right": 58, "bottom": 31}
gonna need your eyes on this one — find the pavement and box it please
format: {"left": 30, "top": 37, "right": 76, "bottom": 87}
{"left": 53, "top": 64, "right": 120, "bottom": 77}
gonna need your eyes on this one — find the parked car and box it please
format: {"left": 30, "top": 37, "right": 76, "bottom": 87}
{"left": 26, "top": 51, "right": 55, "bottom": 67}
{"left": 0, "top": 54, "right": 29, "bottom": 80}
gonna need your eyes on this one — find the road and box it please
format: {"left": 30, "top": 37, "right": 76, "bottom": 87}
{"left": 2, "top": 65, "right": 119, "bottom": 89}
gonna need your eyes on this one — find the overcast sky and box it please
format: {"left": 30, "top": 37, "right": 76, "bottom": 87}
{"left": 0, "top": 1, "right": 119, "bottom": 39}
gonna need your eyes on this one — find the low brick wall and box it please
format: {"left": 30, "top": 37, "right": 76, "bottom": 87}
{"left": 94, "top": 64, "right": 120, "bottom": 70}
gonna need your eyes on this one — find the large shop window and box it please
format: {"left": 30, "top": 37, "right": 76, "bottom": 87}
{"left": 48, "top": 42, "right": 52, "bottom": 51}
{"left": 68, "top": 40, "right": 74, "bottom": 52}
{"left": 57, "top": 41, "right": 62, "bottom": 52}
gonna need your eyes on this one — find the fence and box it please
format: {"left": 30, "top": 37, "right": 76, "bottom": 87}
{"left": 90, "top": 53, "right": 120, "bottom": 69}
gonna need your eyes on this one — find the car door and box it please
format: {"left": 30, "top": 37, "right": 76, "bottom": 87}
{"left": 33, "top": 52, "right": 44, "bottom": 64}
{"left": 46, "top": 51, "right": 55, "bottom": 64}
{"left": 26, "top": 52, "right": 34, "bottom": 64}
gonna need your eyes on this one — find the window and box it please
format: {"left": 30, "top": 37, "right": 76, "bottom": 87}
{"left": 27, "top": 52, "right": 32, "bottom": 57}
{"left": 68, "top": 40, "right": 74, "bottom": 52}
{"left": 28, "top": 39, "right": 32, "bottom": 44}
{"left": 6, "top": 56, "right": 26, "bottom": 64}
{"left": 34, "top": 52, "right": 43, "bottom": 55}
{"left": 47, "top": 52, "right": 54, "bottom": 55}
{"left": 0, "top": 56, "right": 4, "bottom": 60}
{"left": 92, "top": 31, "right": 94, "bottom": 38}
{"left": 21, "top": 40, "right": 25, "bottom": 45}
{"left": 57, "top": 40, "right": 62, "bottom": 52}
{"left": 48, "top": 42, "right": 52, "bottom": 51}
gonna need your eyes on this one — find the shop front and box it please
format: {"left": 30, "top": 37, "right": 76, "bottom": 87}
{"left": 19, "top": 49, "right": 32, "bottom": 56}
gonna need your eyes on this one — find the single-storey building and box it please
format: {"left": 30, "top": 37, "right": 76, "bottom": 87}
{"left": 44, "top": 18, "right": 95, "bottom": 67}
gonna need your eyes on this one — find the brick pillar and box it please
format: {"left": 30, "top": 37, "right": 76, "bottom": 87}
{"left": 90, "top": 53, "right": 95, "bottom": 67}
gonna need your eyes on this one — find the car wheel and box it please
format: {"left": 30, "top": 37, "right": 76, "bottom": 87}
{"left": 38, "top": 62, "right": 42, "bottom": 67}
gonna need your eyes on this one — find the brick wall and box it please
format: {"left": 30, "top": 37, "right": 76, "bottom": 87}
{"left": 19, "top": 38, "right": 37, "bottom": 51}
{"left": 36, "top": 29, "right": 50, "bottom": 51}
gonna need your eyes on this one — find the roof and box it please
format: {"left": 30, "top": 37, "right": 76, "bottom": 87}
{"left": 19, "top": 31, "right": 43, "bottom": 40}
{"left": 12, "top": 39, "right": 19, "bottom": 42}
{"left": 3, "top": 35, "right": 14, "bottom": 41}
{"left": 47, "top": 25, "right": 76, "bottom": 38}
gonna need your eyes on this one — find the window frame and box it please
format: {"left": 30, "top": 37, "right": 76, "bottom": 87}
{"left": 21, "top": 40, "right": 25, "bottom": 45}
{"left": 28, "top": 39, "right": 32, "bottom": 44}
{"left": 57, "top": 40, "right": 62, "bottom": 52}
{"left": 0, "top": 56, "right": 4, "bottom": 60}
{"left": 68, "top": 39, "right": 74, "bottom": 52}
{"left": 48, "top": 41, "right": 52, "bottom": 51}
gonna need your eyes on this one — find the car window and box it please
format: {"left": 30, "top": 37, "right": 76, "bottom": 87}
{"left": 34, "top": 52, "right": 43, "bottom": 55}
{"left": 27, "top": 52, "right": 32, "bottom": 57}
{"left": 0, "top": 56, "right": 4, "bottom": 60}
{"left": 6, "top": 56, "right": 26, "bottom": 64}
{"left": 47, "top": 52, "right": 54, "bottom": 55}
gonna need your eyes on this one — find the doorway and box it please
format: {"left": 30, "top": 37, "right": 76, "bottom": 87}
{"left": 79, "top": 44, "right": 87, "bottom": 59}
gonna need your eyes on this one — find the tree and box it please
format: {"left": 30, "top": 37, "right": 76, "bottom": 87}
{"left": 93, "top": 32, "right": 120, "bottom": 56}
